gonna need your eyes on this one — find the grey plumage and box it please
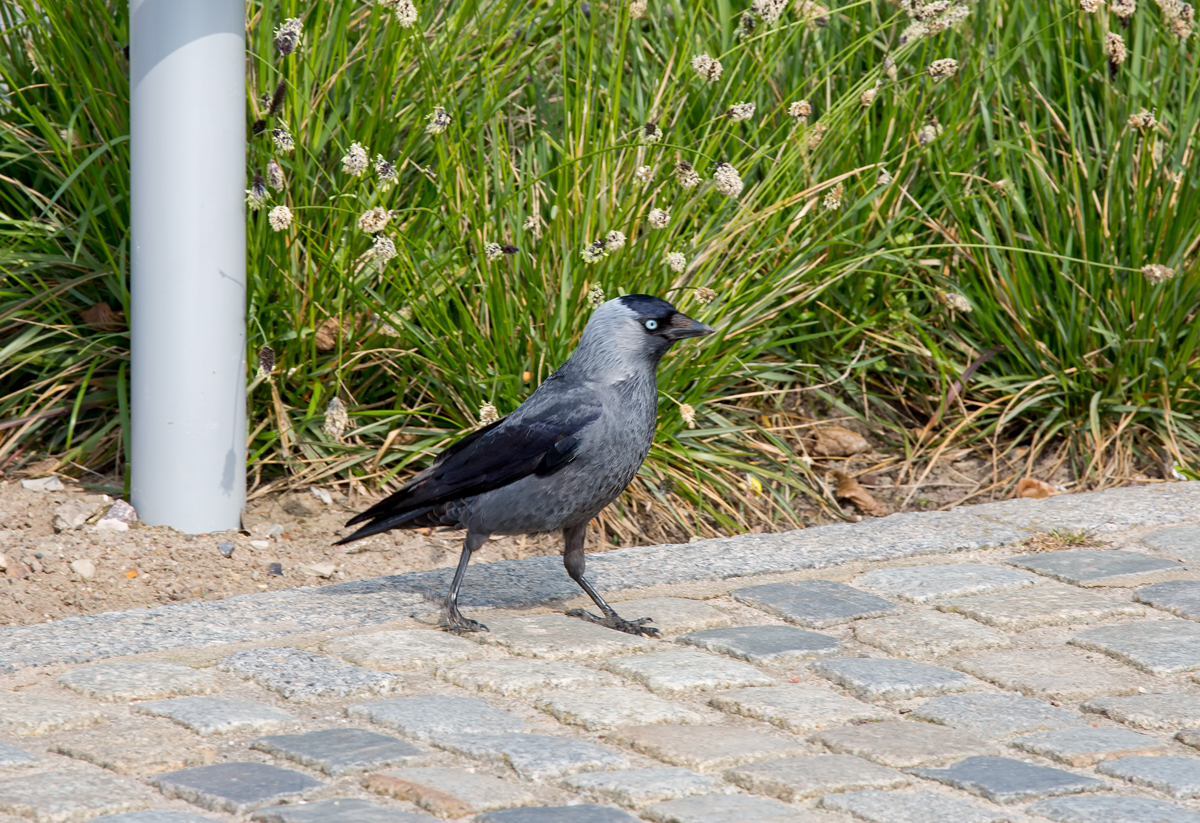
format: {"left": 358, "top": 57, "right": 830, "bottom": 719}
{"left": 337, "top": 294, "right": 715, "bottom": 634}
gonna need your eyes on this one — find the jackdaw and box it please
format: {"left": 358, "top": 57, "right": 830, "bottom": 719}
{"left": 337, "top": 294, "right": 715, "bottom": 635}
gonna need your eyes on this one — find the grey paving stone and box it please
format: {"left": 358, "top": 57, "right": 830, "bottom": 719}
{"left": 216, "top": 647, "right": 400, "bottom": 701}
{"left": 53, "top": 724, "right": 217, "bottom": 775}
{"left": 134, "top": 696, "right": 297, "bottom": 736}
{"left": 853, "top": 612, "right": 1010, "bottom": 658}
{"left": 710, "top": 685, "right": 891, "bottom": 733}
{"left": 642, "top": 793, "right": 816, "bottom": 823}
{"left": 1028, "top": 795, "right": 1200, "bottom": 823}
{"left": 938, "top": 584, "right": 1144, "bottom": 630}
{"left": 1007, "top": 550, "right": 1186, "bottom": 587}
{"left": 150, "top": 762, "right": 323, "bottom": 814}
{"left": 321, "top": 629, "right": 483, "bottom": 671}
{"left": 731, "top": 580, "right": 901, "bottom": 628}
{"left": 1085, "top": 694, "right": 1200, "bottom": 731}
{"left": 602, "top": 650, "right": 775, "bottom": 696}
{"left": 468, "top": 614, "right": 655, "bottom": 660}
{"left": 92, "top": 813, "right": 219, "bottom": 823}
{"left": 436, "top": 658, "right": 615, "bottom": 696}
{"left": 0, "top": 742, "right": 35, "bottom": 767}
{"left": 679, "top": 625, "right": 839, "bottom": 664}
{"left": 1011, "top": 728, "right": 1170, "bottom": 766}
{"left": 437, "top": 733, "right": 627, "bottom": 780}
{"left": 811, "top": 657, "right": 976, "bottom": 701}
{"left": 611, "top": 598, "right": 733, "bottom": 633}
{"left": 476, "top": 806, "right": 640, "bottom": 823}
{"left": 1137, "top": 581, "right": 1200, "bottom": 621}
{"left": 612, "top": 724, "right": 807, "bottom": 771}
{"left": 346, "top": 695, "right": 524, "bottom": 741}
{"left": 856, "top": 563, "right": 1037, "bottom": 603}
{"left": 0, "top": 771, "right": 149, "bottom": 821}
{"left": 535, "top": 686, "right": 705, "bottom": 730}
{"left": 364, "top": 766, "right": 535, "bottom": 816}
{"left": 956, "top": 650, "right": 1139, "bottom": 700}
{"left": 815, "top": 720, "right": 995, "bottom": 767}
{"left": 252, "top": 728, "right": 424, "bottom": 775}
{"left": 818, "top": 789, "right": 1015, "bottom": 823}
{"left": 1070, "top": 620, "right": 1200, "bottom": 675}
{"left": 57, "top": 662, "right": 221, "bottom": 702}
{"left": 1142, "top": 525, "right": 1200, "bottom": 563}
{"left": 252, "top": 798, "right": 435, "bottom": 823}
{"left": 910, "top": 755, "right": 1107, "bottom": 803}
{"left": 562, "top": 767, "right": 731, "bottom": 809}
{"left": 725, "top": 754, "right": 910, "bottom": 801}
{"left": 911, "top": 694, "right": 1087, "bottom": 739}
{"left": 1098, "top": 755, "right": 1200, "bottom": 798}
{"left": 0, "top": 691, "right": 104, "bottom": 735}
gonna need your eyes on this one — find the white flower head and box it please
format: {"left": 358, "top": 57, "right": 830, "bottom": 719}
{"left": 479, "top": 403, "right": 499, "bottom": 425}
{"left": 691, "top": 54, "right": 724, "bottom": 83}
{"left": 274, "top": 18, "right": 303, "bottom": 56}
{"left": 272, "top": 127, "right": 295, "bottom": 153}
{"left": 877, "top": 167, "right": 894, "bottom": 186}
{"left": 943, "top": 292, "right": 972, "bottom": 312}
{"left": 393, "top": 0, "right": 419, "bottom": 27}
{"left": 1111, "top": 0, "right": 1136, "bottom": 17}
{"left": 342, "top": 142, "right": 369, "bottom": 176}
{"left": 523, "top": 215, "right": 540, "bottom": 234}
{"left": 246, "top": 174, "right": 269, "bottom": 211}
{"left": 266, "top": 160, "right": 285, "bottom": 191}
{"left": 640, "top": 123, "right": 663, "bottom": 145}
{"left": 587, "top": 284, "right": 606, "bottom": 307}
{"left": 918, "top": 118, "right": 943, "bottom": 145}
{"left": 822, "top": 181, "right": 844, "bottom": 210}
{"left": 695, "top": 286, "right": 717, "bottom": 304}
{"left": 375, "top": 155, "right": 397, "bottom": 190}
{"left": 581, "top": 240, "right": 607, "bottom": 263}
{"left": 358, "top": 207, "right": 390, "bottom": 234}
{"left": 1142, "top": 263, "right": 1175, "bottom": 282}
{"left": 630, "top": 0, "right": 649, "bottom": 17}
{"left": 861, "top": 87, "right": 878, "bottom": 107}
{"left": 323, "top": 397, "right": 350, "bottom": 440}
{"left": 268, "top": 205, "right": 293, "bottom": 231}
{"left": 425, "top": 105, "right": 452, "bottom": 135}
{"left": 484, "top": 242, "right": 503, "bottom": 261}
{"left": 727, "top": 102, "right": 756, "bottom": 122}
{"left": 680, "top": 403, "right": 697, "bottom": 428}
{"left": 712, "top": 162, "right": 744, "bottom": 198}
{"left": 752, "top": 0, "right": 789, "bottom": 25}
{"left": 789, "top": 100, "right": 813, "bottom": 120}
{"left": 648, "top": 207, "right": 671, "bottom": 229}
{"left": 675, "top": 161, "right": 701, "bottom": 189}
{"left": 1080, "top": 0, "right": 1104, "bottom": 11}
{"left": 635, "top": 164, "right": 654, "bottom": 182}
{"left": 1128, "top": 109, "right": 1158, "bottom": 130}
{"left": 372, "top": 234, "right": 397, "bottom": 265}
{"left": 665, "top": 251, "right": 687, "bottom": 272}
{"left": 605, "top": 230, "right": 627, "bottom": 250}
{"left": 928, "top": 58, "right": 959, "bottom": 80}
{"left": 1106, "top": 32, "right": 1128, "bottom": 65}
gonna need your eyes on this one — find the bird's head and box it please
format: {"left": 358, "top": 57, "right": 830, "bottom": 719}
{"left": 575, "top": 294, "right": 716, "bottom": 372}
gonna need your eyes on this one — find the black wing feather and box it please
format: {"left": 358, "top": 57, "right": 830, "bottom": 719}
{"left": 339, "top": 388, "right": 601, "bottom": 542}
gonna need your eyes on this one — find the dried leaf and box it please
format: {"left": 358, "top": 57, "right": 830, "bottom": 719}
{"left": 1016, "top": 477, "right": 1062, "bottom": 499}
{"left": 315, "top": 317, "right": 343, "bottom": 351}
{"left": 812, "top": 425, "right": 871, "bottom": 457}
{"left": 15, "top": 457, "right": 61, "bottom": 478}
{"left": 79, "top": 302, "right": 126, "bottom": 331}
{"left": 832, "top": 470, "right": 886, "bottom": 516}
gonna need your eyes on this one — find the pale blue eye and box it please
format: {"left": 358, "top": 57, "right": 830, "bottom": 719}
{"left": 645, "top": 319, "right": 658, "bottom": 330}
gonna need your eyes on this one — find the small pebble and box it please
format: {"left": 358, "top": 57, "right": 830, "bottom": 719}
{"left": 250, "top": 540, "right": 271, "bottom": 549}
{"left": 217, "top": 542, "right": 235, "bottom": 558}
{"left": 268, "top": 562, "right": 284, "bottom": 577}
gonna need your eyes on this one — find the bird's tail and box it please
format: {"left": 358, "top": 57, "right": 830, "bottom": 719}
{"left": 334, "top": 504, "right": 439, "bottom": 545}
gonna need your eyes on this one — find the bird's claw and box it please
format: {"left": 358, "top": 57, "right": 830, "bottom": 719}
{"left": 567, "top": 608, "right": 662, "bottom": 638}
{"left": 444, "top": 610, "right": 489, "bottom": 635}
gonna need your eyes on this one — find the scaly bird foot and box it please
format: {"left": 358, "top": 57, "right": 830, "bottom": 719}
{"left": 566, "top": 608, "right": 662, "bottom": 638}
{"left": 444, "top": 609, "right": 489, "bottom": 635}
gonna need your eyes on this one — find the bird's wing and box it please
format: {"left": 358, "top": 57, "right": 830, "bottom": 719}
{"left": 340, "top": 385, "right": 602, "bottom": 538}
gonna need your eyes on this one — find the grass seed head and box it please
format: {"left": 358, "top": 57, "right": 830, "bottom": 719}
{"left": 1106, "top": 31, "right": 1128, "bottom": 65}
{"left": 928, "top": 58, "right": 959, "bottom": 80}
{"left": 587, "top": 284, "right": 605, "bottom": 307}
{"left": 391, "top": 0, "right": 419, "bottom": 27}
{"left": 425, "top": 106, "right": 452, "bottom": 135}
{"left": 695, "top": 286, "right": 717, "bottom": 304}
{"left": 342, "top": 142, "right": 369, "bottom": 176}
{"left": 630, "top": 0, "right": 648, "bottom": 18}
{"left": 484, "top": 242, "right": 503, "bottom": 261}
{"left": 807, "top": 122, "right": 827, "bottom": 149}
{"left": 635, "top": 165, "right": 654, "bottom": 182}
{"left": 374, "top": 155, "right": 397, "bottom": 190}
{"left": 1080, "top": 0, "right": 1104, "bottom": 11}
{"left": 479, "top": 403, "right": 499, "bottom": 425}
{"left": 523, "top": 215, "right": 540, "bottom": 234}
{"left": 727, "top": 102, "right": 757, "bottom": 121}
{"left": 372, "top": 235, "right": 397, "bottom": 265}
{"left": 323, "top": 397, "right": 350, "bottom": 440}
{"left": 266, "top": 160, "right": 285, "bottom": 191}
{"left": 246, "top": 174, "right": 269, "bottom": 211}
{"left": 691, "top": 54, "right": 723, "bottom": 83}
{"left": 267, "top": 205, "right": 293, "bottom": 231}
{"left": 605, "top": 230, "right": 627, "bottom": 250}
{"left": 789, "top": 100, "right": 812, "bottom": 123}
{"left": 877, "top": 168, "right": 894, "bottom": 186}
{"left": 675, "top": 161, "right": 701, "bottom": 188}
{"left": 1142, "top": 263, "right": 1175, "bottom": 282}
{"left": 648, "top": 207, "right": 671, "bottom": 228}
{"left": 753, "top": 0, "right": 789, "bottom": 26}
{"left": 794, "top": 0, "right": 830, "bottom": 26}
{"left": 581, "top": 239, "right": 608, "bottom": 263}
{"left": 665, "top": 251, "right": 687, "bottom": 272}
{"left": 918, "top": 117, "right": 943, "bottom": 145}
{"left": 822, "top": 181, "right": 844, "bottom": 210}
{"left": 1111, "top": 0, "right": 1137, "bottom": 16}
{"left": 272, "top": 127, "right": 294, "bottom": 153}
{"left": 257, "top": 346, "right": 275, "bottom": 379}
{"left": 640, "top": 123, "right": 663, "bottom": 145}
{"left": 861, "top": 87, "right": 878, "bottom": 107}
{"left": 738, "top": 11, "right": 759, "bottom": 38}
{"left": 680, "top": 403, "right": 697, "bottom": 428}
{"left": 358, "top": 207, "right": 391, "bottom": 233}
{"left": 274, "top": 18, "right": 303, "bottom": 56}
{"left": 712, "top": 162, "right": 744, "bottom": 198}
{"left": 1128, "top": 109, "right": 1158, "bottom": 130}
{"left": 942, "top": 292, "right": 972, "bottom": 312}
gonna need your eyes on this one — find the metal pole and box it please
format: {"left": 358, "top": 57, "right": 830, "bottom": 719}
{"left": 130, "top": 0, "right": 247, "bottom": 533}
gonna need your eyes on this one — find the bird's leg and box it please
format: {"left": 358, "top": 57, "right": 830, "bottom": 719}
{"left": 562, "top": 523, "right": 661, "bottom": 638}
{"left": 444, "top": 531, "right": 489, "bottom": 634}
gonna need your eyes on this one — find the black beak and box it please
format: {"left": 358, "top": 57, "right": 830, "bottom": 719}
{"left": 662, "top": 313, "right": 717, "bottom": 341}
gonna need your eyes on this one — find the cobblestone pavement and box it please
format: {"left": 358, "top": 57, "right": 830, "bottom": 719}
{"left": 2, "top": 483, "right": 1200, "bottom": 822}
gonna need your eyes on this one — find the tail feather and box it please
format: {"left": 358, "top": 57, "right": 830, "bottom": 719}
{"left": 334, "top": 504, "right": 439, "bottom": 545}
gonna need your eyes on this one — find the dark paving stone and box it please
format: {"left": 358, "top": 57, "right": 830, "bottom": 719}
{"left": 252, "top": 728, "right": 424, "bottom": 775}
{"left": 0, "top": 741, "right": 36, "bottom": 767}
{"left": 909, "top": 755, "right": 1107, "bottom": 803}
{"left": 1098, "top": 755, "right": 1200, "bottom": 798}
{"left": 678, "top": 625, "right": 839, "bottom": 664}
{"left": 811, "top": 657, "right": 976, "bottom": 701}
{"left": 1007, "top": 550, "right": 1184, "bottom": 586}
{"left": 1142, "top": 525, "right": 1200, "bottom": 563}
{"left": 251, "top": 797, "right": 437, "bottom": 822}
{"left": 1137, "top": 581, "right": 1200, "bottom": 621}
{"left": 731, "top": 580, "right": 900, "bottom": 628}
{"left": 1070, "top": 620, "right": 1200, "bottom": 675}
{"left": 150, "top": 762, "right": 323, "bottom": 814}
{"left": 476, "top": 805, "right": 640, "bottom": 822}
{"left": 92, "top": 814, "right": 219, "bottom": 823}
{"left": 346, "top": 695, "right": 524, "bottom": 741}
{"left": 912, "top": 693, "right": 1086, "bottom": 739}
{"left": 1028, "top": 795, "right": 1200, "bottom": 823}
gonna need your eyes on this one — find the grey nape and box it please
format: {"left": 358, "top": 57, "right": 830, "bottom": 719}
{"left": 337, "top": 294, "right": 716, "bottom": 636}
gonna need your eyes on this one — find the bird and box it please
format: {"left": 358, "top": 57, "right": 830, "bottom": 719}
{"left": 336, "top": 294, "right": 715, "bottom": 635}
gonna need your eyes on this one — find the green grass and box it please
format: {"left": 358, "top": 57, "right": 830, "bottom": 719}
{"left": 1, "top": 0, "right": 1197, "bottom": 540}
